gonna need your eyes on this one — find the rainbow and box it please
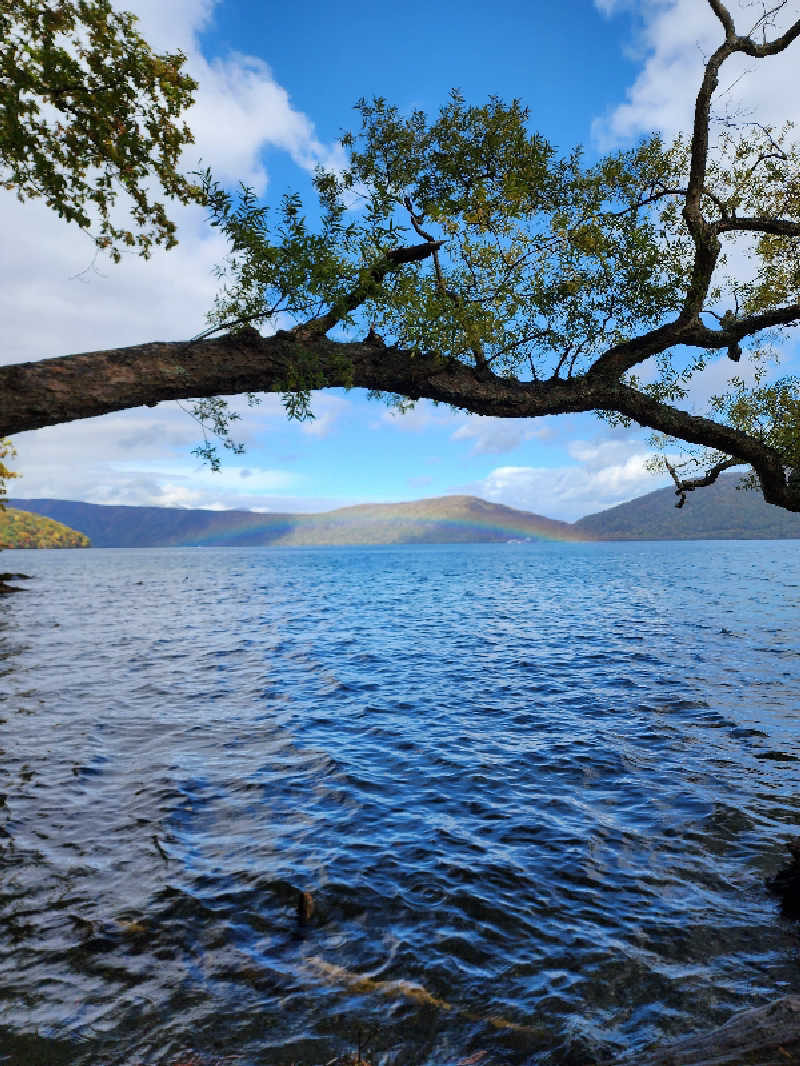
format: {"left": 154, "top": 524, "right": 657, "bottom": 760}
{"left": 166, "top": 495, "right": 590, "bottom": 547}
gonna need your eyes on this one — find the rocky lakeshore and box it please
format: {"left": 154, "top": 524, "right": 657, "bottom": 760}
{"left": 0, "top": 570, "right": 32, "bottom": 593}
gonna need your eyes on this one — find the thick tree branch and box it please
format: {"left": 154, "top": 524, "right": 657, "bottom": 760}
{"left": 681, "top": 37, "right": 731, "bottom": 322}
{"left": 588, "top": 296, "right": 800, "bottom": 383}
{"left": 684, "top": 301, "right": 800, "bottom": 346}
{"left": 2, "top": 327, "right": 798, "bottom": 510}
{"left": 585, "top": 320, "right": 686, "bottom": 382}
{"left": 0, "top": 330, "right": 606, "bottom": 440}
{"left": 707, "top": 0, "right": 736, "bottom": 38}
{"left": 708, "top": 0, "right": 800, "bottom": 58}
{"left": 585, "top": 3, "right": 800, "bottom": 389}
{"left": 678, "top": 4, "right": 800, "bottom": 331}
{"left": 737, "top": 18, "right": 800, "bottom": 57}
{"left": 716, "top": 217, "right": 800, "bottom": 236}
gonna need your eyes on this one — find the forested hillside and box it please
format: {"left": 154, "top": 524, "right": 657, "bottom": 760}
{"left": 0, "top": 508, "right": 91, "bottom": 549}
{"left": 575, "top": 475, "right": 800, "bottom": 540}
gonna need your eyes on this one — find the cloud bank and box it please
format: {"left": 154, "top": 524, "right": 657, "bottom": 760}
{"left": 593, "top": 0, "right": 800, "bottom": 147}
{"left": 469, "top": 436, "right": 667, "bottom": 522}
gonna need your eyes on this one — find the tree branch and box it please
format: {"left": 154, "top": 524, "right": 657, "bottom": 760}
{"left": 684, "top": 301, "right": 800, "bottom": 346}
{"left": 716, "top": 216, "right": 800, "bottom": 236}
{"left": 681, "top": 37, "right": 732, "bottom": 323}
{"left": 585, "top": 21, "right": 800, "bottom": 387}
{"left": 707, "top": 0, "right": 736, "bottom": 39}
{"left": 301, "top": 240, "right": 442, "bottom": 336}
{"left": 607, "top": 381, "right": 797, "bottom": 509}
{"left": 0, "top": 330, "right": 606, "bottom": 440}
{"left": 677, "top": 4, "right": 800, "bottom": 331}
{"left": 585, "top": 320, "right": 685, "bottom": 382}
{"left": 664, "top": 456, "right": 739, "bottom": 507}
{"left": 737, "top": 17, "right": 800, "bottom": 57}
{"left": 401, "top": 195, "right": 491, "bottom": 371}
{"left": 609, "top": 187, "right": 687, "bottom": 218}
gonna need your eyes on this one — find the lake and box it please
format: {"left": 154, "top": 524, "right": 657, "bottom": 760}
{"left": 0, "top": 540, "right": 799, "bottom": 1065}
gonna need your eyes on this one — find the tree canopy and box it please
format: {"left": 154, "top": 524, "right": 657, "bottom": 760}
{"left": 2, "top": 0, "right": 800, "bottom": 510}
{"left": 0, "top": 0, "right": 199, "bottom": 259}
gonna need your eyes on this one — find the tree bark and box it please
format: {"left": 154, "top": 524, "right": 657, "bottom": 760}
{"left": 0, "top": 328, "right": 605, "bottom": 436}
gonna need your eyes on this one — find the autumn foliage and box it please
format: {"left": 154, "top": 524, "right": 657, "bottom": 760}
{"left": 0, "top": 507, "right": 90, "bottom": 548}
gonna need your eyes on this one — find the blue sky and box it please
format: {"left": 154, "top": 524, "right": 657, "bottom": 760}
{"left": 205, "top": 1, "right": 634, "bottom": 152}
{"left": 3, "top": 0, "right": 799, "bottom": 520}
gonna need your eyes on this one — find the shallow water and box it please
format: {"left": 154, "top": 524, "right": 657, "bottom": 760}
{"left": 0, "top": 540, "right": 799, "bottom": 1066}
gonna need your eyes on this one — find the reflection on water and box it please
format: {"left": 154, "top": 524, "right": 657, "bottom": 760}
{"left": 0, "top": 540, "right": 799, "bottom": 1065}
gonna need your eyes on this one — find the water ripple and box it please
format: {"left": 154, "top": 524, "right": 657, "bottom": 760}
{"left": 0, "top": 540, "right": 799, "bottom": 1065}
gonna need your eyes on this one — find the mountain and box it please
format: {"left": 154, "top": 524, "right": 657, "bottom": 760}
{"left": 0, "top": 507, "right": 91, "bottom": 548}
{"left": 575, "top": 474, "right": 800, "bottom": 540}
{"left": 5, "top": 495, "right": 583, "bottom": 548}
{"left": 10, "top": 476, "right": 800, "bottom": 547}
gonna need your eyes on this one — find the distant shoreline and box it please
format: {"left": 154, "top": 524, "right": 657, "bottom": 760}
{"left": 7, "top": 474, "right": 800, "bottom": 546}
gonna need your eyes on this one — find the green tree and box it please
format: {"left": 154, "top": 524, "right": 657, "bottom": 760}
{"left": 2, "top": 0, "right": 800, "bottom": 510}
{"left": 1, "top": 0, "right": 199, "bottom": 259}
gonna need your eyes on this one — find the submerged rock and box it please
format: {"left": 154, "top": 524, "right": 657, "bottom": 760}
{"left": 768, "top": 839, "right": 800, "bottom": 920}
{"left": 0, "top": 571, "right": 32, "bottom": 594}
{"left": 628, "top": 996, "right": 800, "bottom": 1065}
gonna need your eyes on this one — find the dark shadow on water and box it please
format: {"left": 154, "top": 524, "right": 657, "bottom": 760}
{"left": 0, "top": 1030, "right": 77, "bottom": 1066}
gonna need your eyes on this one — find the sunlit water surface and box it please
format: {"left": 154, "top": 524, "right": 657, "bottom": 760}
{"left": 1, "top": 541, "right": 799, "bottom": 1066}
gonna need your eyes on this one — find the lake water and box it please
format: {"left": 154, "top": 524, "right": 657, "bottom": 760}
{"left": 0, "top": 540, "right": 799, "bottom": 1066}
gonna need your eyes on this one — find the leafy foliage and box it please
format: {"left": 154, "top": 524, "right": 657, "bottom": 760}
{"left": 0, "top": 439, "right": 19, "bottom": 510}
{"left": 205, "top": 94, "right": 689, "bottom": 379}
{"left": 199, "top": 73, "right": 800, "bottom": 497}
{"left": 176, "top": 392, "right": 262, "bottom": 472}
{"left": 1, "top": 0, "right": 200, "bottom": 259}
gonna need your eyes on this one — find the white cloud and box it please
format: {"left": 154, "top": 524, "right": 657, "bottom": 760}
{"left": 466, "top": 434, "right": 671, "bottom": 520}
{"left": 185, "top": 53, "right": 346, "bottom": 192}
{"left": 2, "top": 196, "right": 228, "bottom": 363}
{"left": 8, "top": 402, "right": 262, "bottom": 506}
{"left": 299, "top": 394, "right": 352, "bottom": 438}
{"left": 593, "top": 0, "right": 800, "bottom": 148}
{"left": 372, "top": 404, "right": 560, "bottom": 452}
{"left": 6, "top": 387, "right": 366, "bottom": 510}
{"left": 451, "top": 414, "right": 556, "bottom": 455}
{"left": 119, "top": 0, "right": 217, "bottom": 51}
{"left": 374, "top": 402, "right": 461, "bottom": 433}
{"left": 567, "top": 435, "right": 647, "bottom": 469}
{"left": 118, "top": 0, "right": 347, "bottom": 187}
